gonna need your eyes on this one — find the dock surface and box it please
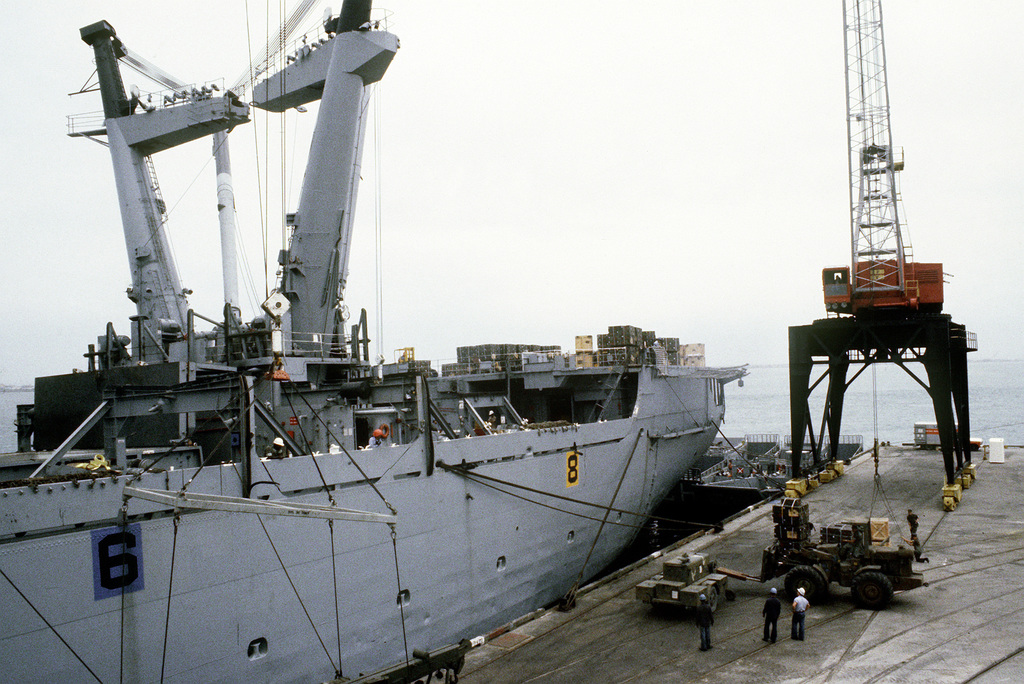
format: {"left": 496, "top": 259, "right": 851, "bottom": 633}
{"left": 460, "top": 445, "right": 1023, "bottom": 683}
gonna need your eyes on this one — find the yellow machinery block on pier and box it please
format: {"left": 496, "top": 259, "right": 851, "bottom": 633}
{"left": 784, "top": 478, "right": 809, "bottom": 498}
{"left": 942, "top": 483, "right": 963, "bottom": 511}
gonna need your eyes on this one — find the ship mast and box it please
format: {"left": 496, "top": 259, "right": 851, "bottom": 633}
{"left": 77, "top": 21, "right": 250, "bottom": 362}
{"left": 252, "top": 0, "right": 397, "bottom": 361}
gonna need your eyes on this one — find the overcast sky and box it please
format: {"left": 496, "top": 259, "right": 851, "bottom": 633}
{"left": 1, "top": 2, "right": 1021, "bottom": 386}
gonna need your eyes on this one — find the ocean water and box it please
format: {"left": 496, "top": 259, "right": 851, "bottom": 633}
{"left": 2, "top": 359, "right": 1021, "bottom": 452}
{"left": 724, "top": 359, "right": 1024, "bottom": 447}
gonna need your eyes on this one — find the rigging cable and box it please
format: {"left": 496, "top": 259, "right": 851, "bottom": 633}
{"left": 867, "top": 363, "right": 901, "bottom": 526}
{"left": 244, "top": 377, "right": 341, "bottom": 674}
{"left": 280, "top": 4, "right": 288, "bottom": 301}
{"left": 160, "top": 514, "right": 181, "bottom": 684}
{"left": 391, "top": 524, "right": 411, "bottom": 674}
{"left": 255, "top": 511, "right": 338, "bottom": 674}
{"left": 279, "top": 383, "right": 336, "bottom": 506}
{"left": 284, "top": 379, "right": 397, "bottom": 514}
{"left": 374, "top": 83, "right": 384, "bottom": 360}
{"left": 0, "top": 567, "right": 103, "bottom": 683}
{"left": 242, "top": 0, "right": 270, "bottom": 300}
{"left": 562, "top": 429, "right": 643, "bottom": 609}
{"left": 119, "top": 503, "right": 128, "bottom": 684}
{"left": 663, "top": 371, "right": 787, "bottom": 490}
{"left": 330, "top": 519, "right": 343, "bottom": 679}
{"left": 437, "top": 461, "right": 720, "bottom": 533}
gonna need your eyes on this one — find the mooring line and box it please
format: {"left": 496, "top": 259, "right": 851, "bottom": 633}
{"left": 438, "top": 462, "right": 719, "bottom": 532}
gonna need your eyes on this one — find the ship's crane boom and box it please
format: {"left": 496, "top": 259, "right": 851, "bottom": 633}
{"left": 76, "top": 22, "right": 250, "bottom": 363}
{"left": 823, "top": 0, "right": 943, "bottom": 316}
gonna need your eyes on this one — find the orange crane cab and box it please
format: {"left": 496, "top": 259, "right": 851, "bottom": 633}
{"left": 824, "top": 262, "right": 944, "bottom": 315}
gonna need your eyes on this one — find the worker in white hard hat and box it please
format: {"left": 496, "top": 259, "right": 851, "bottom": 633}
{"left": 791, "top": 586, "right": 810, "bottom": 641}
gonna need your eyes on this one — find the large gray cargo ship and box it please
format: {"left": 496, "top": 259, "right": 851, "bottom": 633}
{"left": 0, "top": 4, "right": 744, "bottom": 682}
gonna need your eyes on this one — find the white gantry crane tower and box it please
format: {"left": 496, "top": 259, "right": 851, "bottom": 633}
{"left": 843, "top": 0, "right": 909, "bottom": 303}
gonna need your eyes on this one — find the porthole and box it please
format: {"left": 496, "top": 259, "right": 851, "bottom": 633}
{"left": 567, "top": 530, "right": 575, "bottom": 543}
{"left": 247, "top": 637, "right": 268, "bottom": 660}
{"left": 397, "top": 589, "right": 411, "bottom": 607}
{"left": 497, "top": 556, "right": 507, "bottom": 571}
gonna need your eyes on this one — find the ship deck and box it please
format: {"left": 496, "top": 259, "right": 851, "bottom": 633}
{"left": 458, "top": 443, "right": 1024, "bottom": 683}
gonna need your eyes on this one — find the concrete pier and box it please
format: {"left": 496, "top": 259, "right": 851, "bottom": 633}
{"left": 461, "top": 444, "right": 1024, "bottom": 683}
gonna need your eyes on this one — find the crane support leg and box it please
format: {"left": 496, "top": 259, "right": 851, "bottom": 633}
{"left": 788, "top": 314, "right": 975, "bottom": 491}
{"left": 826, "top": 358, "right": 850, "bottom": 462}
{"left": 788, "top": 329, "right": 814, "bottom": 478}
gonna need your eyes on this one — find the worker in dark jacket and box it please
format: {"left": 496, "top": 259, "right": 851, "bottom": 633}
{"left": 762, "top": 587, "right": 781, "bottom": 643}
{"left": 696, "top": 594, "right": 714, "bottom": 651}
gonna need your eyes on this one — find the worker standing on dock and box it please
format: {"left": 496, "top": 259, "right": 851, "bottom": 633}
{"left": 696, "top": 594, "right": 714, "bottom": 651}
{"left": 763, "top": 587, "right": 781, "bottom": 643}
{"left": 791, "top": 587, "right": 809, "bottom": 641}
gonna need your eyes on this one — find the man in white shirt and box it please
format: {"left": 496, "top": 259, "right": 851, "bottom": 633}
{"left": 791, "top": 587, "right": 810, "bottom": 641}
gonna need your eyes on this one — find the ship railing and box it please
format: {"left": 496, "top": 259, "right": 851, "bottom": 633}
{"left": 133, "top": 78, "right": 229, "bottom": 110}
{"left": 199, "top": 328, "right": 352, "bottom": 361}
{"left": 198, "top": 330, "right": 274, "bottom": 364}
{"left": 67, "top": 78, "right": 230, "bottom": 138}
{"left": 783, "top": 434, "right": 864, "bottom": 462}
{"left": 249, "top": 9, "right": 396, "bottom": 94}
{"left": 66, "top": 111, "right": 106, "bottom": 137}
{"left": 744, "top": 433, "right": 782, "bottom": 458}
{"left": 436, "top": 346, "right": 714, "bottom": 377}
{"left": 287, "top": 332, "right": 353, "bottom": 358}
{"left": 439, "top": 348, "right": 569, "bottom": 377}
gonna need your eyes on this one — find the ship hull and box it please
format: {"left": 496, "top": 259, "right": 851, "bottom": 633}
{"left": 0, "top": 366, "right": 726, "bottom": 682}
